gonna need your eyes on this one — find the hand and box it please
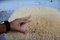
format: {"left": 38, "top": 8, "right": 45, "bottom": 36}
{"left": 10, "top": 16, "right": 30, "bottom": 33}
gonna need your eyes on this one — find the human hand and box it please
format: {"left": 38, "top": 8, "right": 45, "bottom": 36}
{"left": 10, "top": 16, "right": 30, "bottom": 33}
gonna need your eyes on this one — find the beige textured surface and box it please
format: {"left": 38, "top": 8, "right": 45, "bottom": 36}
{"left": 7, "top": 6, "right": 60, "bottom": 40}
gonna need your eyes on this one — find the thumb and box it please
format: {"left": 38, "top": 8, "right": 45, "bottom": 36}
{"left": 18, "top": 26, "right": 28, "bottom": 33}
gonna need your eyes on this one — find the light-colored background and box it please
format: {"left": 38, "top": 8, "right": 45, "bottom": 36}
{"left": 0, "top": 0, "right": 60, "bottom": 11}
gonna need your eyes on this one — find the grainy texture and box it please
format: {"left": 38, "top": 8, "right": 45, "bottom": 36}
{"left": 7, "top": 6, "right": 60, "bottom": 40}
{"left": 0, "top": 11, "right": 13, "bottom": 40}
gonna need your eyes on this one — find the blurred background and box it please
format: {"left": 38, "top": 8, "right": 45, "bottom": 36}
{"left": 0, "top": 0, "right": 60, "bottom": 11}
{"left": 0, "top": 0, "right": 60, "bottom": 40}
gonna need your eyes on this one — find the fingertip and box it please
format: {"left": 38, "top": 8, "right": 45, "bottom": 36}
{"left": 24, "top": 16, "right": 31, "bottom": 19}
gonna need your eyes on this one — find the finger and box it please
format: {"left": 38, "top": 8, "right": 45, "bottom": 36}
{"left": 20, "top": 19, "right": 31, "bottom": 26}
{"left": 16, "top": 27, "right": 27, "bottom": 33}
{"left": 20, "top": 19, "right": 31, "bottom": 23}
{"left": 22, "top": 16, "right": 30, "bottom": 20}
{"left": 19, "top": 16, "right": 31, "bottom": 21}
{"left": 20, "top": 29, "right": 27, "bottom": 33}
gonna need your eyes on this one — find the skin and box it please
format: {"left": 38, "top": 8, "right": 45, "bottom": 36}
{"left": 0, "top": 16, "right": 30, "bottom": 33}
